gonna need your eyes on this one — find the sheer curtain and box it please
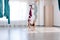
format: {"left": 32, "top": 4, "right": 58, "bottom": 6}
{"left": 9, "top": 0, "right": 29, "bottom": 25}
{"left": 9, "top": 1, "right": 29, "bottom": 21}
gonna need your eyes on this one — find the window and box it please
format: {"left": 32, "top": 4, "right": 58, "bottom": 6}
{"left": 9, "top": 1, "right": 29, "bottom": 21}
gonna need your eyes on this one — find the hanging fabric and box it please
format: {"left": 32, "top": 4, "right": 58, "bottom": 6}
{"left": 4, "top": 0, "right": 10, "bottom": 24}
{"left": 0, "top": 0, "right": 3, "bottom": 18}
{"left": 58, "top": 0, "right": 60, "bottom": 10}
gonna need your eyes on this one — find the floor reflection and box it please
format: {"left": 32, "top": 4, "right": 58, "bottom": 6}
{"left": 0, "top": 27, "right": 60, "bottom": 40}
{"left": 10, "top": 28, "right": 28, "bottom": 40}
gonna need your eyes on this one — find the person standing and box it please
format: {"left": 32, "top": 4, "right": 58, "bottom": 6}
{"left": 28, "top": 0, "right": 39, "bottom": 31}
{"left": 28, "top": 5, "right": 33, "bottom": 29}
{"left": 31, "top": 0, "right": 39, "bottom": 30}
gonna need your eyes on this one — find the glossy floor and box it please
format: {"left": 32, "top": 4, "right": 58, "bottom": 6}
{"left": 0, "top": 27, "right": 60, "bottom": 40}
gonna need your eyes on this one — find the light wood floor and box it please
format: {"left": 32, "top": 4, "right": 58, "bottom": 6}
{"left": 0, "top": 27, "right": 60, "bottom": 40}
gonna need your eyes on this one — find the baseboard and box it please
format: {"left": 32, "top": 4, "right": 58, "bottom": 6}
{"left": 0, "top": 25, "right": 44, "bottom": 27}
{"left": 37, "top": 25, "right": 44, "bottom": 27}
{"left": 53, "top": 25, "right": 60, "bottom": 27}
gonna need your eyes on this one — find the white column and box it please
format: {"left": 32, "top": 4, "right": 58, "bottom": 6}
{"left": 39, "top": 0, "right": 44, "bottom": 25}
{"left": 44, "top": 0, "right": 54, "bottom": 27}
{"left": 53, "top": 0, "right": 60, "bottom": 26}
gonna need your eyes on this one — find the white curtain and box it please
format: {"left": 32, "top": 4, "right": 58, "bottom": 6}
{"left": 9, "top": 1, "right": 29, "bottom": 21}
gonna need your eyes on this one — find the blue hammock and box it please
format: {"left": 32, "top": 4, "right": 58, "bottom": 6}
{"left": 4, "top": 0, "right": 10, "bottom": 24}
{"left": 0, "top": 0, "right": 3, "bottom": 18}
{"left": 58, "top": 0, "right": 60, "bottom": 10}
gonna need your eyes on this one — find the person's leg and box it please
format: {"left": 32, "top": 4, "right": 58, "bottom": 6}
{"left": 32, "top": 14, "right": 37, "bottom": 30}
{"left": 28, "top": 17, "right": 33, "bottom": 28}
{"left": 28, "top": 18, "right": 31, "bottom": 28}
{"left": 28, "top": 18, "right": 34, "bottom": 31}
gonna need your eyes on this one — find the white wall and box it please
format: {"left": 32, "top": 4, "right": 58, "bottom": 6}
{"left": 53, "top": 0, "right": 60, "bottom": 26}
